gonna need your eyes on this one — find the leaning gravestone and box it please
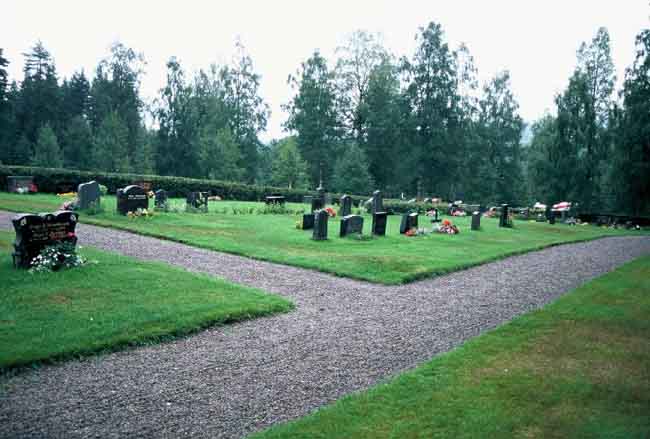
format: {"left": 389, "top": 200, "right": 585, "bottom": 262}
{"left": 400, "top": 212, "right": 419, "bottom": 234}
{"left": 302, "top": 213, "right": 315, "bottom": 230}
{"left": 154, "top": 189, "right": 168, "bottom": 209}
{"left": 372, "top": 212, "right": 388, "bottom": 236}
{"left": 471, "top": 211, "right": 481, "bottom": 231}
{"left": 117, "top": 185, "right": 149, "bottom": 215}
{"left": 312, "top": 210, "right": 328, "bottom": 241}
{"left": 372, "top": 190, "right": 384, "bottom": 214}
{"left": 499, "top": 204, "right": 511, "bottom": 228}
{"left": 7, "top": 176, "right": 34, "bottom": 193}
{"left": 77, "top": 180, "right": 101, "bottom": 210}
{"left": 340, "top": 214, "right": 363, "bottom": 237}
{"left": 12, "top": 211, "right": 78, "bottom": 268}
{"left": 186, "top": 192, "right": 209, "bottom": 212}
{"left": 340, "top": 195, "right": 352, "bottom": 217}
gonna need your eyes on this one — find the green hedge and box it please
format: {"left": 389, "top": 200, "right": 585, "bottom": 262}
{"left": 0, "top": 165, "right": 319, "bottom": 201}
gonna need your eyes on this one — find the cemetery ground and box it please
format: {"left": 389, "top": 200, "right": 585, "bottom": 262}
{"left": 0, "top": 192, "right": 645, "bottom": 285}
{"left": 0, "top": 230, "right": 292, "bottom": 369}
{"left": 252, "top": 256, "right": 650, "bottom": 438}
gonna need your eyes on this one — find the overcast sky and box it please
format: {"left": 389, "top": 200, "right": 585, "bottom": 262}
{"left": 2, "top": 1, "right": 648, "bottom": 141}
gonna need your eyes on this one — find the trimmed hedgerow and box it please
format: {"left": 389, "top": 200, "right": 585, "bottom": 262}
{"left": 0, "top": 165, "right": 318, "bottom": 202}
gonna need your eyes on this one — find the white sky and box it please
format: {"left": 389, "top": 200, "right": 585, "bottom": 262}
{"left": 2, "top": 1, "right": 648, "bottom": 141}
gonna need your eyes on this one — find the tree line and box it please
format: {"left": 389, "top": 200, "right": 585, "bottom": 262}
{"left": 0, "top": 22, "right": 648, "bottom": 214}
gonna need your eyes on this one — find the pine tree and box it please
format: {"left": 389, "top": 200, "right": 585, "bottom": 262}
{"left": 332, "top": 143, "right": 373, "bottom": 194}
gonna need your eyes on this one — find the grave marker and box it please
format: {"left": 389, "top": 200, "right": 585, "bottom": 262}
{"left": 154, "top": 189, "right": 168, "bottom": 209}
{"left": 471, "top": 211, "right": 481, "bottom": 230}
{"left": 340, "top": 214, "right": 363, "bottom": 237}
{"left": 499, "top": 204, "right": 512, "bottom": 228}
{"left": 372, "top": 212, "right": 388, "bottom": 236}
{"left": 11, "top": 211, "right": 78, "bottom": 268}
{"left": 117, "top": 185, "right": 149, "bottom": 215}
{"left": 302, "top": 213, "right": 315, "bottom": 230}
{"left": 312, "top": 210, "right": 328, "bottom": 240}
{"left": 372, "top": 190, "right": 384, "bottom": 214}
{"left": 340, "top": 195, "right": 352, "bottom": 217}
{"left": 77, "top": 181, "right": 101, "bottom": 210}
{"left": 265, "top": 194, "right": 286, "bottom": 205}
{"left": 186, "top": 192, "right": 209, "bottom": 212}
{"left": 400, "top": 212, "right": 419, "bottom": 234}
{"left": 7, "top": 176, "right": 34, "bottom": 193}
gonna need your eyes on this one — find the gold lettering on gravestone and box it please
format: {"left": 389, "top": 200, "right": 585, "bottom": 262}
{"left": 28, "top": 222, "right": 69, "bottom": 241}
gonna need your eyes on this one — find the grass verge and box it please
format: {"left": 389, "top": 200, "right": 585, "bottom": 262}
{"left": 0, "top": 192, "right": 646, "bottom": 284}
{"left": 252, "top": 256, "right": 650, "bottom": 438}
{"left": 0, "top": 230, "right": 293, "bottom": 370}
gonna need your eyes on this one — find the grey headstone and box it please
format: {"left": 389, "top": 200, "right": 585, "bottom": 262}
{"left": 77, "top": 181, "right": 101, "bottom": 210}
{"left": 372, "top": 212, "right": 387, "bottom": 236}
{"left": 312, "top": 210, "right": 328, "bottom": 240}
{"left": 372, "top": 190, "right": 384, "bottom": 214}
{"left": 340, "top": 214, "right": 363, "bottom": 237}
{"left": 400, "top": 212, "right": 419, "bottom": 234}
{"left": 471, "top": 211, "right": 481, "bottom": 230}
{"left": 340, "top": 195, "right": 352, "bottom": 217}
{"left": 117, "top": 185, "right": 149, "bottom": 215}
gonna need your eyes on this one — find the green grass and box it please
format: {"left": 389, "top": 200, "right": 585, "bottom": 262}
{"left": 251, "top": 256, "right": 650, "bottom": 439}
{"left": 0, "top": 192, "right": 645, "bottom": 284}
{"left": 0, "top": 230, "right": 293, "bottom": 369}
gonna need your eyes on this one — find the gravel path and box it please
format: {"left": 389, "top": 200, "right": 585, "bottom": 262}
{"left": 1, "top": 211, "right": 649, "bottom": 438}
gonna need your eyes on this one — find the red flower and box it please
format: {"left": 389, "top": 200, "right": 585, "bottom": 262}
{"left": 325, "top": 207, "right": 336, "bottom": 217}
{"left": 67, "top": 232, "right": 76, "bottom": 238}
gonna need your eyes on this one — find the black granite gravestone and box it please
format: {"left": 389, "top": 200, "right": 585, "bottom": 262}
{"left": 117, "top": 185, "right": 149, "bottom": 215}
{"left": 186, "top": 192, "right": 209, "bottom": 212}
{"left": 265, "top": 194, "right": 285, "bottom": 205}
{"left": 372, "top": 212, "right": 387, "bottom": 236}
{"left": 77, "top": 181, "right": 101, "bottom": 210}
{"left": 499, "top": 204, "right": 511, "bottom": 228}
{"left": 549, "top": 211, "right": 556, "bottom": 225}
{"left": 471, "top": 211, "right": 481, "bottom": 230}
{"left": 399, "top": 212, "right": 419, "bottom": 234}
{"left": 340, "top": 214, "right": 363, "bottom": 237}
{"left": 11, "top": 211, "right": 78, "bottom": 268}
{"left": 302, "top": 213, "right": 315, "bottom": 230}
{"left": 340, "top": 195, "right": 352, "bottom": 217}
{"left": 312, "top": 210, "right": 328, "bottom": 240}
{"left": 429, "top": 208, "right": 440, "bottom": 223}
{"left": 372, "top": 190, "right": 384, "bottom": 214}
{"left": 154, "top": 189, "right": 168, "bottom": 209}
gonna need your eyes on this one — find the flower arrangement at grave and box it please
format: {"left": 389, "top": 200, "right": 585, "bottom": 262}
{"left": 127, "top": 208, "right": 154, "bottom": 219}
{"left": 325, "top": 207, "right": 336, "bottom": 217}
{"left": 452, "top": 209, "right": 466, "bottom": 217}
{"left": 60, "top": 199, "right": 78, "bottom": 211}
{"left": 436, "top": 219, "right": 460, "bottom": 234}
{"left": 29, "top": 239, "right": 86, "bottom": 273}
{"left": 405, "top": 227, "right": 417, "bottom": 237}
{"left": 57, "top": 192, "right": 77, "bottom": 197}
{"left": 147, "top": 191, "right": 155, "bottom": 198}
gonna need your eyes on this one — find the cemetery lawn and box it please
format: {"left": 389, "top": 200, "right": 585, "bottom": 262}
{"left": 0, "top": 192, "right": 645, "bottom": 284}
{"left": 252, "top": 256, "right": 650, "bottom": 439}
{"left": 0, "top": 231, "right": 292, "bottom": 369}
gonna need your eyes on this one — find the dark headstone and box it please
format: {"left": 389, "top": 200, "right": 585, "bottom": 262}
{"left": 302, "top": 213, "right": 315, "bottom": 230}
{"left": 400, "top": 212, "right": 419, "bottom": 234}
{"left": 549, "top": 211, "right": 556, "bottom": 225}
{"left": 135, "top": 181, "right": 153, "bottom": 191}
{"left": 7, "top": 176, "right": 34, "bottom": 193}
{"left": 11, "top": 211, "right": 79, "bottom": 268}
{"left": 372, "top": 212, "right": 388, "bottom": 236}
{"left": 340, "top": 214, "right": 363, "bottom": 237}
{"left": 499, "top": 204, "right": 511, "bottom": 228}
{"left": 372, "top": 190, "right": 384, "bottom": 214}
{"left": 265, "top": 195, "right": 286, "bottom": 205}
{"left": 154, "top": 189, "right": 168, "bottom": 209}
{"left": 471, "top": 211, "right": 481, "bottom": 231}
{"left": 536, "top": 213, "right": 545, "bottom": 222}
{"left": 312, "top": 210, "right": 328, "bottom": 240}
{"left": 117, "top": 185, "right": 149, "bottom": 215}
{"left": 429, "top": 208, "right": 440, "bottom": 223}
{"left": 311, "top": 197, "right": 324, "bottom": 212}
{"left": 77, "top": 181, "right": 101, "bottom": 210}
{"left": 186, "top": 192, "right": 209, "bottom": 212}
{"left": 340, "top": 195, "right": 352, "bottom": 217}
